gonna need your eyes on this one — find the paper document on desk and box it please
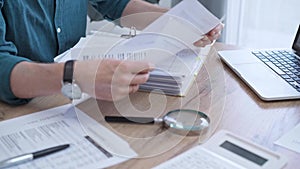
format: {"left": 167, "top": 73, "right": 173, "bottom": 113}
{"left": 129, "top": 0, "right": 221, "bottom": 52}
{"left": 0, "top": 104, "right": 137, "bottom": 169}
{"left": 72, "top": 42, "right": 202, "bottom": 96}
{"left": 64, "top": 0, "right": 221, "bottom": 96}
{"left": 154, "top": 130, "right": 287, "bottom": 169}
{"left": 275, "top": 123, "right": 300, "bottom": 154}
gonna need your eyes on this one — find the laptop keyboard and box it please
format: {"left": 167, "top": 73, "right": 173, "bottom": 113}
{"left": 252, "top": 50, "right": 300, "bottom": 92}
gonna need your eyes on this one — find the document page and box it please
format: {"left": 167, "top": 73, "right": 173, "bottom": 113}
{"left": 133, "top": 0, "right": 221, "bottom": 52}
{"left": 153, "top": 145, "right": 240, "bottom": 169}
{"left": 0, "top": 104, "right": 136, "bottom": 169}
{"left": 58, "top": 0, "right": 220, "bottom": 96}
{"left": 70, "top": 0, "right": 221, "bottom": 64}
{"left": 275, "top": 123, "right": 300, "bottom": 154}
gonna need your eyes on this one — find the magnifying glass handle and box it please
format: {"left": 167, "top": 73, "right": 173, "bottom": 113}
{"left": 105, "top": 116, "right": 155, "bottom": 124}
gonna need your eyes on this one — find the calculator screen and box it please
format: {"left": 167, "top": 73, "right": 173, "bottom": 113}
{"left": 220, "top": 141, "right": 268, "bottom": 166}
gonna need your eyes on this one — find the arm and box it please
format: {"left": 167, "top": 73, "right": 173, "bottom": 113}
{"left": 89, "top": 0, "right": 168, "bottom": 30}
{"left": 90, "top": 0, "right": 222, "bottom": 45}
{"left": 0, "top": 1, "right": 59, "bottom": 104}
{"left": 121, "top": 0, "right": 223, "bottom": 46}
{"left": 0, "top": 1, "right": 32, "bottom": 105}
{"left": 10, "top": 60, "right": 153, "bottom": 102}
{"left": 121, "top": 0, "right": 168, "bottom": 30}
{"left": 2, "top": 0, "right": 153, "bottom": 105}
{"left": 10, "top": 62, "right": 64, "bottom": 99}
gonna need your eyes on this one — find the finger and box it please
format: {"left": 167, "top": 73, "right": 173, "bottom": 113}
{"left": 206, "top": 32, "right": 221, "bottom": 42}
{"left": 212, "top": 32, "right": 221, "bottom": 40}
{"left": 129, "top": 84, "right": 139, "bottom": 93}
{"left": 112, "top": 84, "right": 139, "bottom": 99}
{"left": 213, "top": 23, "right": 224, "bottom": 32}
{"left": 130, "top": 73, "right": 150, "bottom": 85}
{"left": 214, "top": 23, "right": 224, "bottom": 31}
{"left": 123, "top": 61, "right": 155, "bottom": 74}
{"left": 193, "top": 40, "right": 206, "bottom": 47}
{"left": 207, "top": 24, "right": 223, "bottom": 36}
{"left": 193, "top": 37, "right": 212, "bottom": 47}
{"left": 193, "top": 36, "right": 206, "bottom": 47}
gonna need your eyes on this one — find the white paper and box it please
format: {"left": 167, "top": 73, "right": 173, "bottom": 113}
{"left": 275, "top": 123, "right": 300, "bottom": 154}
{"left": 153, "top": 145, "right": 241, "bottom": 169}
{"left": 56, "top": 0, "right": 220, "bottom": 63}
{"left": 68, "top": 37, "right": 203, "bottom": 96}
{"left": 54, "top": 0, "right": 219, "bottom": 97}
{"left": 0, "top": 104, "right": 136, "bottom": 169}
{"left": 136, "top": 0, "right": 221, "bottom": 52}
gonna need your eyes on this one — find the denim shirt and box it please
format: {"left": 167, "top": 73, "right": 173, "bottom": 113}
{"left": 0, "top": 0, "right": 130, "bottom": 105}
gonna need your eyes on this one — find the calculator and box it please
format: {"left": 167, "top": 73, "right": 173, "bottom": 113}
{"left": 154, "top": 130, "right": 287, "bottom": 169}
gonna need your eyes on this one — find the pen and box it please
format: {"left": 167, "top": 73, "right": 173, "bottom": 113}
{"left": 0, "top": 144, "right": 70, "bottom": 168}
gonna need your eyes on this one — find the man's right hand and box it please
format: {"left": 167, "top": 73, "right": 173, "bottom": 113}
{"left": 74, "top": 59, "right": 154, "bottom": 101}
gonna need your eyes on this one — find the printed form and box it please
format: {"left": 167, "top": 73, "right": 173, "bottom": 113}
{"left": 275, "top": 123, "right": 300, "bottom": 154}
{"left": 0, "top": 104, "right": 136, "bottom": 169}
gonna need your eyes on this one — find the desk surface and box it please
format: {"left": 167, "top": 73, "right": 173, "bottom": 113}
{"left": 0, "top": 43, "right": 299, "bottom": 169}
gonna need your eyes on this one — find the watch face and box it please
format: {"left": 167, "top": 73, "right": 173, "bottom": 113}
{"left": 61, "top": 83, "right": 82, "bottom": 99}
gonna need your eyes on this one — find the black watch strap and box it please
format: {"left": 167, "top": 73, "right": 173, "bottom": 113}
{"left": 63, "top": 60, "right": 75, "bottom": 83}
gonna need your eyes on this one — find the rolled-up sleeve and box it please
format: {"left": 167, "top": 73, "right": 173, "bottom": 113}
{"left": 0, "top": 1, "right": 31, "bottom": 105}
{"left": 89, "top": 0, "right": 131, "bottom": 21}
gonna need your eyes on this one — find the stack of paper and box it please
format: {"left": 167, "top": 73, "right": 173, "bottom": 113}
{"left": 69, "top": 0, "right": 221, "bottom": 96}
{"left": 70, "top": 36, "right": 202, "bottom": 96}
{"left": 139, "top": 49, "right": 202, "bottom": 96}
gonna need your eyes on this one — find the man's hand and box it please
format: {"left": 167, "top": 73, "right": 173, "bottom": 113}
{"left": 193, "top": 23, "right": 224, "bottom": 47}
{"left": 74, "top": 59, "right": 154, "bottom": 101}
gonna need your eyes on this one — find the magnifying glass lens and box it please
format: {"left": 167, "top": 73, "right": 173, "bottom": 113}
{"left": 163, "top": 110, "right": 209, "bottom": 131}
{"left": 105, "top": 109, "right": 210, "bottom": 136}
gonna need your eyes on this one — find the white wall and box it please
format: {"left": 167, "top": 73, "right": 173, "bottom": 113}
{"left": 227, "top": 0, "right": 300, "bottom": 49}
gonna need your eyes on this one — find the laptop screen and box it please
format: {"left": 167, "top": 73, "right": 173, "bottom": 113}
{"left": 292, "top": 25, "right": 300, "bottom": 53}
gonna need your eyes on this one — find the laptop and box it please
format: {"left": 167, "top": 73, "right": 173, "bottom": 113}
{"left": 218, "top": 25, "right": 300, "bottom": 101}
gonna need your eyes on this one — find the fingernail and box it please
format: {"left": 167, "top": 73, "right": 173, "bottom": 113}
{"left": 203, "top": 36, "right": 208, "bottom": 40}
{"left": 149, "top": 63, "right": 155, "bottom": 69}
{"left": 194, "top": 41, "right": 203, "bottom": 47}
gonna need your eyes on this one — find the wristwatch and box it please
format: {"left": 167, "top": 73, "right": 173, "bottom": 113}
{"left": 61, "top": 60, "right": 82, "bottom": 99}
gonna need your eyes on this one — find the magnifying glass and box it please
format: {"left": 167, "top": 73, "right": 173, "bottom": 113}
{"left": 105, "top": 109, "right": 210, "bottom": 136}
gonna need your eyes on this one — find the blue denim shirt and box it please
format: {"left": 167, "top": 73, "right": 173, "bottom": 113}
{"left": 0, "top": 0, "right": 130, "bottom": 105}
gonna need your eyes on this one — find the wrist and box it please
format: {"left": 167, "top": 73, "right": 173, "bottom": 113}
{"left": 73, "top": 60, "right": 101, "bottom": 98}
{"left": 61, "top": 60, "right": 82, "bottom": 100}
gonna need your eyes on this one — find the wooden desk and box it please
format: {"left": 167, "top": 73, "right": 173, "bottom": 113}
{"left": 0, "top": 43, "right": 299, "bottom": 169}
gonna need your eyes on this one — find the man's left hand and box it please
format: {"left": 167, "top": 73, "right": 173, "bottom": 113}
{"left": 193, "top": 23, "right": 224, "bottom": 47}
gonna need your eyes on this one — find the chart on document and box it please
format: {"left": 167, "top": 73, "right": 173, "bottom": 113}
{"left": 0, "top": 105, "right": 136, "bottom": 169}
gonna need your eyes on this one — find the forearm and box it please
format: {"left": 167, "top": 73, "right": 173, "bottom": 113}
{"left": 121, "top": 0, "right": 168, "bottom": 29}
{"left": 10, "top": 61, "right": 64, "bottom": 98}
{"left": 10, "top": 59, "right": 153, "bottom": 102}
{"left": 10, "top": 61, "right": 97, "bottom": 99}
